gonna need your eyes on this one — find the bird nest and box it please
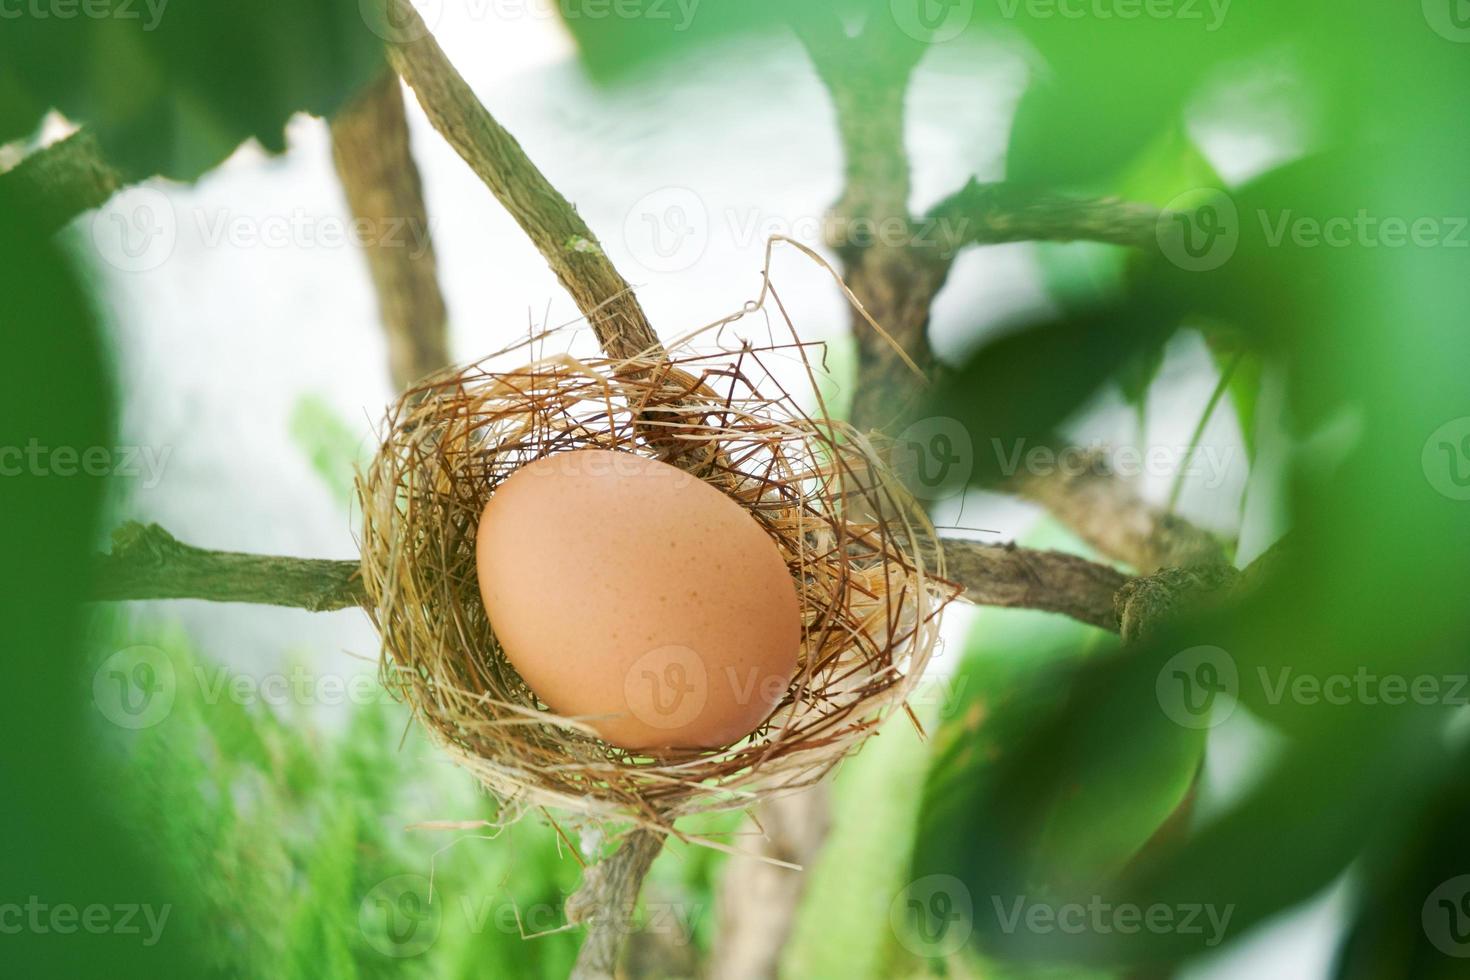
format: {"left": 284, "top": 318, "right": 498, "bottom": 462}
{"left": 357, "top": 329, "right": 955, "bottom": 829}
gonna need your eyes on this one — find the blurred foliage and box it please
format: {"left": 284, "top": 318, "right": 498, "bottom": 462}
{"left": 782, "top": 690, "right": 939, "bottom": 978}
{"left": 0, "top": 162, "right": 205, "bottom": 975}
{"left": 290, "top": 393, "right": 372, "bottom": 511}
{"left": 918, "top": 4, "right": 1470, "bottom": 976}
{"left": 2, "top": 0, "right": 1466, "bottom": 975}
{"left": 912, "top": 527, "right": 1200, "bottom": 974}
{"left": 88, "top": 617, "right": 584, "bottom": 978}
{"left": 85, "top": 615, "right": 739, "bottom": 978}
{"left": 0, "top": 0, "right": 382, "bottom": 179}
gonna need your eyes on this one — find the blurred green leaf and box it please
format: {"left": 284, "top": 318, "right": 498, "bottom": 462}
{"left": 1204, "top": 332, "right": 1262, "bottom": 462}
{"left": 1098, "top": 708, "right": 1451, "bottom": 964}
{"left": 290, "top": 393, "right": 369, "bottom": 511}
{"left": 0, "top": 178, "right": 205, "bottom": 976}
{"left": 913, "top": 635, "right": 1204, "bottom": 964}
{"left": 782, "top": 705, "right": 936, "bottom": 979}
{"left": 1334, "top": 740, "right": 1470, "bottom": 980}
{"left": 926, "top": 296, "right": 1175, "bottom": 484}
{"left": 912, "top": 510, "right": 1204, "bottom": 968}
{"left": 0, "top": 2, "right": 383, "bottom": 181}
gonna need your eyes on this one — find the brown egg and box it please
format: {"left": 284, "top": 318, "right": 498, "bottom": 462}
{"left": 475, "top": 449, "right": 802, "bottom": 751}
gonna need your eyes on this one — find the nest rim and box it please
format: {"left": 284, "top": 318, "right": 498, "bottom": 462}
{"left": 357, "top": 335, "right": 955, "bottom": 829}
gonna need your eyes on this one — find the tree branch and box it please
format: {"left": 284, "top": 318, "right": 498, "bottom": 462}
{"left": 90, "top": 522, "right": 1127, "bottom": 629}
{"left": 0, "top": 130, "right": 123, "bottom": 234}
{"left": 928, "top": 177, "right": 1161, "bottom": 250}
{"left": 382, "top": 0, "right": 662, "bottom": 363}
{"left": 330, "top": 69, "right": 451, "bottom": 391}
{"left": 565, "top": 826, "right": 667, "bottom": 980}
{"left": 788, "top": 9, "right": 926, "bottom": 226}
{"left": 792, "top": 24, "right": 1219, "bottom": 573}
{"left": 710, "top": 786, "right": 833, "bottom": 980}
{"left": 789, "top": 12, "right": 948, "bottom": 434}
{"left": 91, "top": 522, "right": 365, "bottom": 611}
{"left": 943, "top": 538, "right": 1128, "bottom": 632}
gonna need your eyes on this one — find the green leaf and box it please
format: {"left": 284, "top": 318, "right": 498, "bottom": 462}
{"left": 782, "top": 707, "right": 938, "bottom": 979}
{"left": 289, "top": 393, "right": 369, "bottom": 511}
{"left": 1113, "top": 125, "right": 1221, "bottom": 210}
{"left": 926, "top": 296, "right": 1175, "bottom": 486}
{"left": 0, "top": 3, "right": 384, "bottom": 181}
{"left": 1334, "top": 742, "right": 1470, "bottom": 980}
{"left": 911, "top": 509, "right": 1203, "bottom": 968}
{"left": 1097, "top": 710, "right": 1451, "bottom": 964}
{"left": 1203, "top": 332, "right": 1263, "bottom": 462}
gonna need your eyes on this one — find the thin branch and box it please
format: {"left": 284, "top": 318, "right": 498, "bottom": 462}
{"left": 790, "top": 12, "right": 947, "bottom": 434}
{"left": 928, "top": 177, "right": 1162, "bottom": 250}
{"left": 943, "top": 538, "right": 1128, "bottom": 632}
{"left": 0, "top": 130, "right": 123, "bottom": 233}
{"left": 710, "top": 786, "right": 833, "bottom": 980}
{"left": 330, "top": 69, "right": 451, "bottom": 391}
{"left": 91, "top": 522, "right": 365, "bottom": 611}
{"left": 90, "top": 522, "right": 1128, "bottom": 629}
{"left": 382, "top": 0, "right": 662, "bottom": 363}
{"left": 565, "top": 826, "right": 666, "bottom": 980}
{"left": 788, "top": 8, "right": 926, "bottom": 225}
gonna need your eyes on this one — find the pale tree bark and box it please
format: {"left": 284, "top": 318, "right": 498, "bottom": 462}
{"left": 709, "top": 791, "right": 834, "bottom": 980}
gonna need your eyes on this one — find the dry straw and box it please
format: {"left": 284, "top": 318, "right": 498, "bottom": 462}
{"left": 357, "top": 281, "right": 956, "bottom": 834}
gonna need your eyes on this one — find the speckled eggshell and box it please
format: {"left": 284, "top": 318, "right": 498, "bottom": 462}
{"left": 475, "top": 449, "right": 802, "bottom": 751}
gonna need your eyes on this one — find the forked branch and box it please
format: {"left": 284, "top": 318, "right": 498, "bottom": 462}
{"left": 383, "top": 0, "right": 663, "bottom": 363}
